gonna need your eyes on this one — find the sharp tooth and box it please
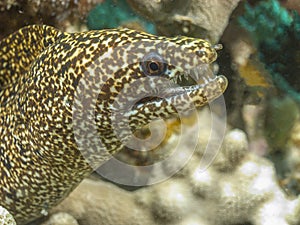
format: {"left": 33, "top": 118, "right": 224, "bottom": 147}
{"left": 184, "top": 72, "right": 189, "bottom": 80}
{"left": 194, "top": 68, "right": 200, "bottom": 81}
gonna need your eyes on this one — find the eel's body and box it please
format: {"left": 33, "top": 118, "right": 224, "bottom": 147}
{"left": 0, "top": 25, "right": 227, "bottom": 224}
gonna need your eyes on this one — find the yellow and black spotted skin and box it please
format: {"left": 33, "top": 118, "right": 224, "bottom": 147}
{"left": 0, "top": 25, "right": 227, "bottom": 224}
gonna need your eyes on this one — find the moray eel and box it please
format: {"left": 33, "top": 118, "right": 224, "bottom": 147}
{"left": 0, "top": 25, "right": 227, "bottom": 224}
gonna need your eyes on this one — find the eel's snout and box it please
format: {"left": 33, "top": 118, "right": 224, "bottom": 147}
{"left": 188, "top": 64, "right": 216, "bottom": 85}
{"left": 192, "top": 43, "right": 227, "bottom": 94}
{"left": 216, "top": 75, "right": 228, "bottom": 92}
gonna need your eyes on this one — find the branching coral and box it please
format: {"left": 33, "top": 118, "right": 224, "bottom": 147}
{"left": 44, "top": 110, "right": 300, "bottom": 225}
{"left": 0, "top": 0, "right": 99, "bottom": 39}
{"left": 238, "top": 0, "right": 300, "bottom": 102}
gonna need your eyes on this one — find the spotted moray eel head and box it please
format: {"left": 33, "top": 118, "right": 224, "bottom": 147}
{"left": 0, "top": 26, "right": 227, "bottom": 157}
{"left": 86, "top": 28, "right": 228, "bottom": 123}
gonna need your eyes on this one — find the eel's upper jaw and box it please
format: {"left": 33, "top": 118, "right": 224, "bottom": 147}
{"left": 160, "top": 74, "right": 228, "bottom": 104}
{"left": 135, "top": 64, "right": 228, "bottom": 110}
{"left": 172, "top": 63, "right": 218, "bottom": 85}
{"left": 167, "top": 63, "right": 228, "bottom": 99}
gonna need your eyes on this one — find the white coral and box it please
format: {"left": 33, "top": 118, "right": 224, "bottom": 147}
{"left": 46, "top": 111, "right": 300, "bottom": 225}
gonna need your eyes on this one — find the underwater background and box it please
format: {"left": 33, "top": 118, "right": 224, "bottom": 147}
{"left": 1, "top": 0, "right": 300, "bottom": 224}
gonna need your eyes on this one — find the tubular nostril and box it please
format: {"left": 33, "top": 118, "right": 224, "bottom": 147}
{"left": 213, "top": 44, "right": 223, "bottom": 51}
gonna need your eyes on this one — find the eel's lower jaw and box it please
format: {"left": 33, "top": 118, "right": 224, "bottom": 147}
{"left": 134, "top": 74, "right": 228, "bottom": 110}
{"left": 162, "top": 63, "right": 227, "bottom": 105}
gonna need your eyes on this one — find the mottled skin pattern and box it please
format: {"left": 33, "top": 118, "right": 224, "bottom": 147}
{"left": 0, "top": 25, "right": 227, "bottom": 224}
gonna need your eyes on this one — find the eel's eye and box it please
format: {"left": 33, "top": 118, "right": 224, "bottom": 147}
{"left": 141, "top": 52, "right": 167, "bottom": 76}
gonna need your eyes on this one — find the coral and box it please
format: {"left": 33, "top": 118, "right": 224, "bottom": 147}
{"left": 127, "top": 0, "right": 241, "bottom": 42}
{"left": 238, "top": 0, "right": 300, "bottom": 102}
{"left": 238, "top": 1, "right": 300, "bottom": 187}
{"left": 87, "top": 0, "right": 156, "bottom": 33}
{"left": 48, "top": 179, "right": 156, "bottom": 225}
{"left": 263, "top": 96, "right": 299, "bottom": 149}
{"left": 0, "top": 0, "right": 18, "bottom": 11}
{"left": 0, "top": 206, "right": 16, "bottom": 225}
{"left": 242, "top": 100, "right": 300, "bottom": 196}
{"left": 0, "top": 0, "right": 99, "bottom": 39}
{"left": 281, "top": 0, "right": 300, "bottom": 15}
{"left": 238, "top": 61, "right": 272, "bottom": 90}
{"left": 41, "top": 213, "right": 78, "bottom": 225}
{"left": 239, "top": 0, "right": 293, "bottom": 46}
{"left": 43, "top": 110, "right": 300, "bottom": 225}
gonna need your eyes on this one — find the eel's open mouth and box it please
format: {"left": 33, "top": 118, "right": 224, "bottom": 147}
{"left": 172, "top": 63, "right": 216, "bottom": 86}
{"left": 134, "top": 64, "right": 228, "bottom": 109}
